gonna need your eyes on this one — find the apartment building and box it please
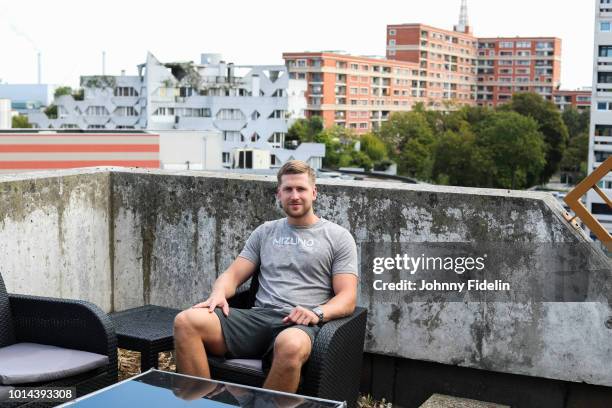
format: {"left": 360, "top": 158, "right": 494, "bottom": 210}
{"left": 587, "top": 0, "right": 612, "bottom": 233}
{"left": 27, "top": 53, "right": 324, "bottom": 170}
{"left": 553, "top": 89, "right": 591, "bottom": 111}
{"left": 476, "top": 37, "right": 562, "bottom": 106}
{"left": 386, "top": 23, "right": 478, "bottom": 105}
{"left": 282, "top": 52, "right": 426, "bottom": 133}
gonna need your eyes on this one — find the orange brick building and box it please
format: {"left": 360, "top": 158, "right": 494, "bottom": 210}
{"left": 283, "top": 52, "right": 426, "bottom": 133}
{"left": 386, "top": 24, "right": 478, "bottom": 105}
{"left": 553, "top": 89, "right": 591, "bottom": 111}
{"left": 284, "top": 1, "right": 568, "bottom": 131}
{"left": 475, "top": 37, "right": 562, "bottom": 106}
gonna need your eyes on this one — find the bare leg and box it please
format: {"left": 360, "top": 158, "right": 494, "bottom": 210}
{"left": 263, "top": 328, "right": 312, "bottom": 393}
{"left": 173, "top": 309, "right": 227, "bottom": 378}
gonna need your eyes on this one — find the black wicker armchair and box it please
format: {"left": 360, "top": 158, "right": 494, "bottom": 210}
{"left": 0, "top": 273, "right": 117, "bottom": 407}
{"left": 207, "top": 269, "right": 367, "bottom": 408}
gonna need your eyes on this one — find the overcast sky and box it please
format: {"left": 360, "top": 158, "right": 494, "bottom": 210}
{"left": 0, "top": 0, "right": 596, "bottom": 89}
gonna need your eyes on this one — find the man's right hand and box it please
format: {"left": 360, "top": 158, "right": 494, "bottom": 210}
{"left": 191, "top": 292, "right": 230, "bottom": 316}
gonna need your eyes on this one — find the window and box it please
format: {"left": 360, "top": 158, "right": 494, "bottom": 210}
{"left": 86, "top": 106, "right": 109, "bottom": 116}
{"left": 517, "top": 51, "right": 531, "bottom": 57}
{"left": 602, "top": 22, "right": 612, "bottom": 32}
{"left": 500, "top": 41, "right": 514, "bottom": 48}
{"left": 115, "top": 106, "right": 138, "bottom": 116}
{"left": 536, "top": 41, "right": 553, "bottom": 49}
{"left": 87, "top": 125, "right": 105, "bottom": 129}
{"left": 114, "top": 87, "right": 138, "bottom": 97}
{"left": 598, "top": 72, "right": 612, "bottom": 83}
{"left": 597, "top": 101, "right": 609, "bottom": 110}
{"left": 297, "top": 59, "right": 307, "bottom": 68}
{"left": 389, "top": 39, "right": 396, "bottom": 46}
{"left": 596, "top": 124, "right": 612, "bottom": 136}
{"left": 216, "top": 109, "right": 246, "bottom": 120}
{"left": 389, "top": 29, "right": 396, "bottom": 36}
{"left": 599, "top": 45, "right": 612, "bottom": 57}
{"left": 223, "top": 131, "right": 242, "bottom": 142}
{"left": 516, "top": 41, "right": 532, "bottom": 48}
{"left": 350, "top": 63, "right": 359, "bottom": 70}
{"left": 153, "top": 107, "right": 175, "bottom": 116}
{"left": 222, "top": 152, "right": 231, "bottom": 163}
{"left": 500, "top": 51, "right": 513, "bottom": 56}
{"left": 268, "top": 132, "right": 284, "bottom": 148}
{"left": 268, "top": 110, "right": 285, "bottom": 119}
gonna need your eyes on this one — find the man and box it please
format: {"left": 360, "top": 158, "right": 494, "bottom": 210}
{"left": 173, "top": 160, "right": 358, "bottom": 393}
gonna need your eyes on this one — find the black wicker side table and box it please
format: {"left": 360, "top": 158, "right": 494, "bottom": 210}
{"left": 109, "top": 305, "right": 181, "bottom": 372}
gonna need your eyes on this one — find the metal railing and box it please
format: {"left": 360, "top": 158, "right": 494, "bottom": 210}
{"left": 564, "top": 156, "right": 612, "bottom": 250}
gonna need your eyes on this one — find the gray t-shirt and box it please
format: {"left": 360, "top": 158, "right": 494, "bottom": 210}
{"left": 238, "top": 217, "right": 358, "bottom": 311}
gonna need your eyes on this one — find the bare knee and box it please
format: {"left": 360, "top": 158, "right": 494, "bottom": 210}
{"left": 173, "top": 310, "right": 195, "bottom": 336}
{"left": 273, "top": 332, "right": 311, "bottom": 369}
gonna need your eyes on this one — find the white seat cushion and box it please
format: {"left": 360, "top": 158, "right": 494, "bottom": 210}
{"left": 0, "top": 343, "right": 108, "bottom": 385}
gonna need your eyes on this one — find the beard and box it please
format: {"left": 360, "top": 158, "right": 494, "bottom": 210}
{"left": 282, "top": 201, "right": 312, "bottom": 218}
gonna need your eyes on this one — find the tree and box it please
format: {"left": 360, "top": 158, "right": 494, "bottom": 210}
{"left": 378, "top": 111, "right": 434, "bottom": 154}
{"left": 54, "top": 86, "right": 72, "bottom": 98}
{"left": 315, "top": 125, "right": 356, "bottom": 168}
{"left": 286, "top": 116, "right": 324, "bottom": 144}
{"left": 360, "top": 133, "right": 387, "bottom": 162}
{"left": 432, "top": 125, "right": 493, "bottom": 187}
{"left": 560, "top": 132, "right": 589, "bottom": 184}
{"left": 562, "top": 106, "right": 590, "bottom": 139}
{"left": 504, "top": 93, "right": 569, "bottom": 184}
{"left": 44, "top": 105, "right": 58, "bottom": 119}
{"left": 476, "top": 111, "right": 546, "bottom": 189}
{"left": 12, "top": 115, "right": 32, "bottom": 128}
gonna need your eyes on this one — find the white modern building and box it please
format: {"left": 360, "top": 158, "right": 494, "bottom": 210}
{"left": 587, "top": 0, "right": 612, "bottom": 233}
{"left": 27, "top": 52, "right": 324, "bottom": 170}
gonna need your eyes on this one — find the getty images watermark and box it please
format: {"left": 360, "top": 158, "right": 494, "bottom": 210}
{"left": 360, "top": 242, "right": 611, "bottom": 303}
{"left": 371, "top": 252, "right": 509, "bottom": 292}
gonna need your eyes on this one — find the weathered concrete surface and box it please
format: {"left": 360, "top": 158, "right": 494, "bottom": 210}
{"left": 0, "top": 169, "right": 112, "bottom": 311}
{"left": 1, "top": 167, "right": 611, "bottom": 389}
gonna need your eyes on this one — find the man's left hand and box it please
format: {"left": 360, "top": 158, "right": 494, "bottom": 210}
{"left": 282, "top": 306, "right": 320, "bottom": 326}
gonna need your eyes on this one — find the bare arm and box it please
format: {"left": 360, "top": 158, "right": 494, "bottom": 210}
{"left": 192, "top": 257, "right": 257, "bottom": 315}
{"left": 283, "top": 273, "right": 358, "bottom": 325}
{"left": 319, "top": 273, "right": 358, "bottom": 321}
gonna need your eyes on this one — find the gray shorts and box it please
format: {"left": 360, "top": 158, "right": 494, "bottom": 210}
{"left": 214, "top": 307, "right": 320, "bottom": 370}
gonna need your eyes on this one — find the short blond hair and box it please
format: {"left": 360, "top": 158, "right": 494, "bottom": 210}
{"left": 277, "top": 160, "right": 316, "bottom": 186}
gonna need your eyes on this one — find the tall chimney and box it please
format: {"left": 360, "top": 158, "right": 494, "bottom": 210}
{"left": 102, "top": 51, "right": 106, "bottom": 75}
{"left": 37, "top": 52, "right": 41, "bottom": 84}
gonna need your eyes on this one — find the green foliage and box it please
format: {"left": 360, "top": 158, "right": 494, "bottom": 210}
{"left": 54, "top": 86, "right": 72, "bottom": 98}
{"left": 560, "top": 132, "right": 589, "bottom": 184}
{"left": 432, "top": 126, "right": 493, "bottom": 187}
{"left": 11, "top": 115, "right": 32, "bottom": 128}
{"left": 476, "top": 111, "right": 546, "bottom": 189}
{"left": 562, "top": 107, "right": 590, "bottom": 139}
{"left": 81, "top": 75, "right": 116, "bottom": 89}
{"left": 360, "top": 133, "right": 386, "bottom": 162}
{"left": 44, "top": 104, "right": 58, "bottom": 119}
{"left": 504, "top": 92, "right": 569, "bottom": 184}
{"left": 73, "top": 88, "right": 84, "bottom": 101}
{"left": 287, "top": 116, "right": 324, "bottom": 143}
{"left": 378, "top": 111, "right": 435, "bottom": 179}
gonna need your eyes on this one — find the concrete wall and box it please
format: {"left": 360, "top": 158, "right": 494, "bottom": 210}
{"left": 0, "top": 169, "right": 112, "bottom": 311}
{"left": 1, "top": 168, "right": 611, "bottom": 391}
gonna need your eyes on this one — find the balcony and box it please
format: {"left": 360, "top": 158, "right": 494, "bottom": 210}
{"left": 0, "top": 168, "right": 609, "bottom": 408}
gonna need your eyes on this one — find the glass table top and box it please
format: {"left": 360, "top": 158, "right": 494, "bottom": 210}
{"left": 59, "top": 369, "right": 345, "bottom": 408}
